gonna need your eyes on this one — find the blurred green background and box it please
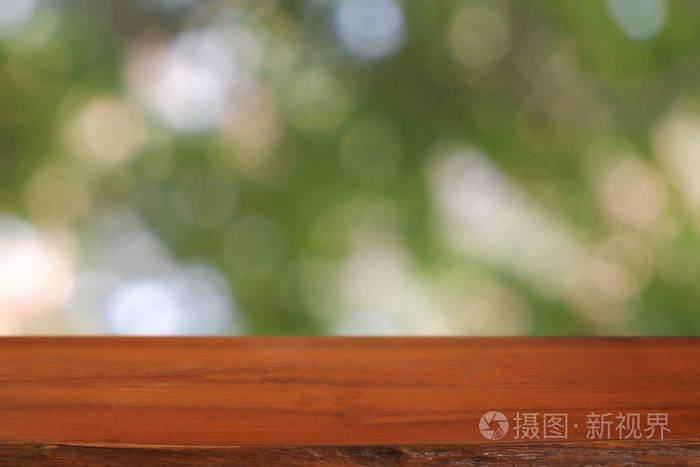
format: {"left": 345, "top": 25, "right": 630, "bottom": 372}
{"left": 1, "top": 0, "right": 699, "bottom": 335}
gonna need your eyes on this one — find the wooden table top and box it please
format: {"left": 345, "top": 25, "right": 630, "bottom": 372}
{"left": 1, "top": 337, "right": 699, "bottom": 465}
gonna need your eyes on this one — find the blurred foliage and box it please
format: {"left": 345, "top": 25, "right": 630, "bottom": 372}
{"left": 1, "top": 0, "right": 700, "bottom": 335}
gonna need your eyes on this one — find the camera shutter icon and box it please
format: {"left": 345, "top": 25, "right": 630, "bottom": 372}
{"left": 479, "top": 410, "right": 509, "bottom": 440}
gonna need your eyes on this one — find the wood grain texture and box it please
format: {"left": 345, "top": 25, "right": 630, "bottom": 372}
{"left": 1, "top": 337, "right": 700, "bottom": 465}
{"left": 2, "top": 441, "right": 700, "bottom": 466}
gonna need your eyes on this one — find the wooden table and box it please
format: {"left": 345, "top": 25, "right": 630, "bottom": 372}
{"left": 1, "top": 337, "right": 699, "bottom": 465}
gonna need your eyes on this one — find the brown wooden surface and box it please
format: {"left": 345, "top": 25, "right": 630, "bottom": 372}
{"left": 1, "top": 337, "right": 700, "bottom": 465}
{"left": 2, "top": 441, "right": 700, "bottom": 466}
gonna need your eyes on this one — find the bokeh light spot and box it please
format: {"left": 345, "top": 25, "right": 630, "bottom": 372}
{"left": 606, "top": 0, "right": 666, "bottom": 40}
{"left": 334, "top": 0, "right": 405, "bottom": 59}
{"left": 0, "top": 0, "right": 36, "bottom": 31}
